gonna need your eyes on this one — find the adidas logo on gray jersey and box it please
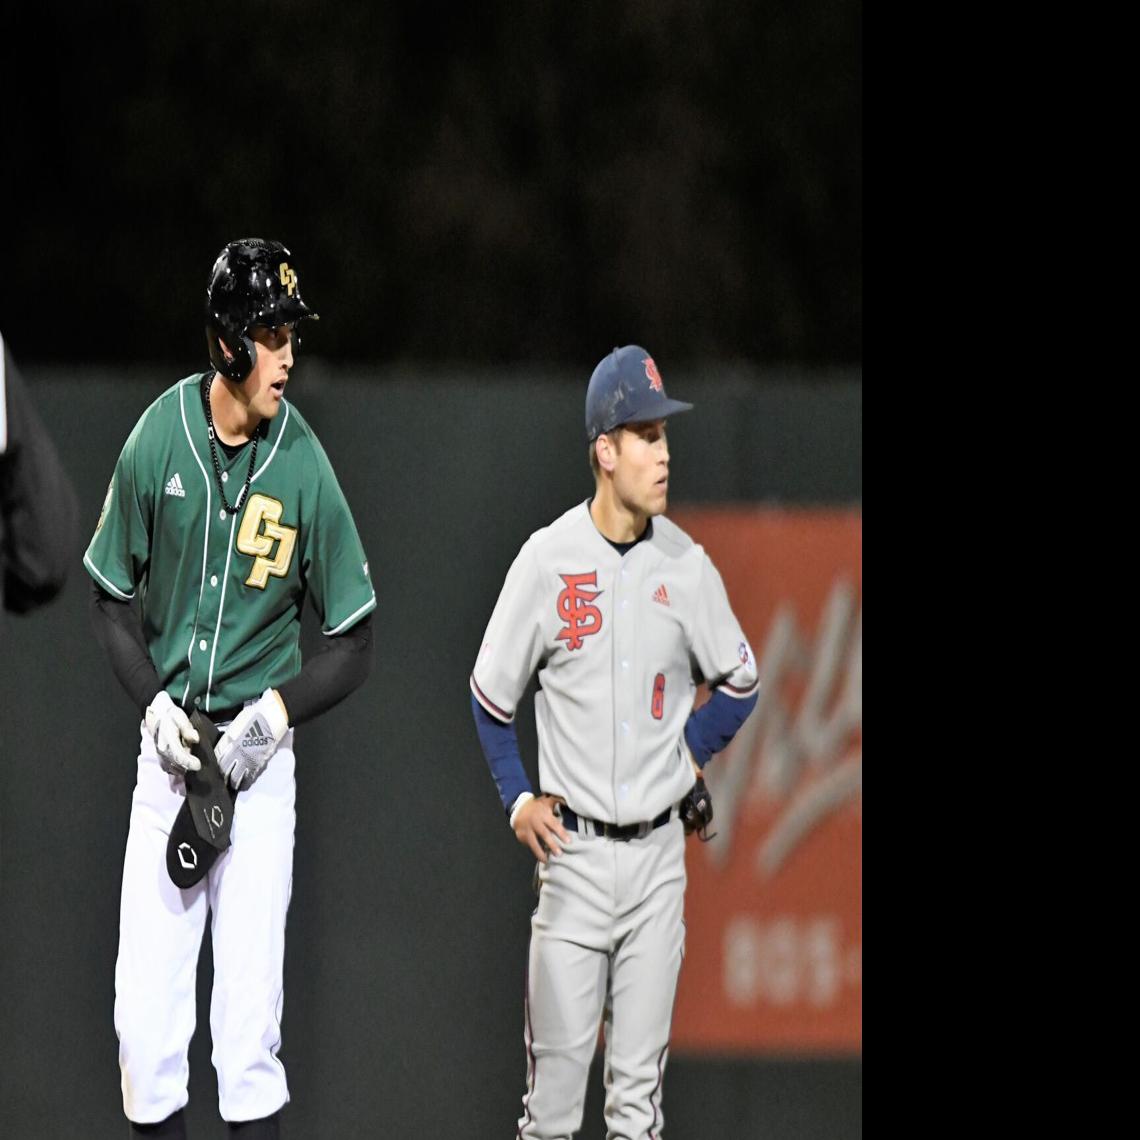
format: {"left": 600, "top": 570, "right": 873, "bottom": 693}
{"left": 164, "top": 473, "right": 186, "bottom": 498}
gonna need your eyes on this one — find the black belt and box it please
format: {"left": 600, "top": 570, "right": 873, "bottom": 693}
{"left": 560, "top": 806, "right": 673, "bottom": 842}
{"left": 182, "top": 701, "right": 245, "bottom": 726}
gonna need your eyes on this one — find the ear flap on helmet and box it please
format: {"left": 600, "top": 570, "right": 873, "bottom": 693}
{"left": 206, "top": 319, "right": 257, "bottom": 382}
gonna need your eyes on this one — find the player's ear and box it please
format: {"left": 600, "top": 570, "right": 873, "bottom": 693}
{"left": 595, "top": 433, "right": 618, "bottom": 475}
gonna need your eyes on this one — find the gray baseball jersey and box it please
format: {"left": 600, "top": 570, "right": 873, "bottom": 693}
{"left": 471, "top": 498, "right": 758, "bottom": 1138}
{"left": 471, "top": 500, "right": 757, "bottom": 824}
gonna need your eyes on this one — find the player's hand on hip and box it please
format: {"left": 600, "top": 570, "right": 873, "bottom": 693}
{"left": 145, "top": 691, "right": 201, "bottom": 776}
{"left": 215, "top": 689, "right": 290, "bottom": 791}
{"left": 513, "top": 794, "right": 570, "bottom": 864}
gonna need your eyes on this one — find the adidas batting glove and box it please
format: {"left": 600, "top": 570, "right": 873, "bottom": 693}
{"left": 216, "top": 689, "right": 290, "bottom": 791}
{"left": 145, "top": 691, "right": 201, "bottom": 776}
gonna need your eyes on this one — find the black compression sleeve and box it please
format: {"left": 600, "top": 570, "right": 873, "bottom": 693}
{"left": 89, "top": 579, "right": 163, "bottom": 716}
{"left": 276, "top": 613, "right": 373, "bottom": 726}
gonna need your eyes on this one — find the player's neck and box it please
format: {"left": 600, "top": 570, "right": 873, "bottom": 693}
{"left": 209, "top": 372, "right": 263, "bottom": 446}
{"left": 589, "top": 485, "right": 649, "bottom": 544}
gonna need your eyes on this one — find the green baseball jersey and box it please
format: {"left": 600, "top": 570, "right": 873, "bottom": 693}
{"left": 84, "top": 373, "right": 376, "bottom": 715}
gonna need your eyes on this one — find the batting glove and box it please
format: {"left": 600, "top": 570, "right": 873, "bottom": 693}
{"left": 145, "top": 691, "right": 201, "bottom": 775}
{"left": 215, "top": 689, "right": 290, "bottom": 791}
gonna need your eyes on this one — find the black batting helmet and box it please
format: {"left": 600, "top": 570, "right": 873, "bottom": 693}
{"left": 205, "top": 238, "right": 318, "bottom": 381}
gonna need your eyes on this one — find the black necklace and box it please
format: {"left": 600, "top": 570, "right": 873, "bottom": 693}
{"left": 202, "top": 376, "right": 261, "bottom": 515}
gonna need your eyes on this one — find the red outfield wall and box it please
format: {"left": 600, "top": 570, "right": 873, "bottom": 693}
{"left": 669, "top": 507, "right": 862, "bottom": 1054}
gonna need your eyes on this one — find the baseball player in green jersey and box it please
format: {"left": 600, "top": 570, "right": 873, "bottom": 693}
{"left": 85, "top": 239, "right": 376, "bottom": 1139}
{"left": 470, "top": 346, "right": 759, "bottom": 1138}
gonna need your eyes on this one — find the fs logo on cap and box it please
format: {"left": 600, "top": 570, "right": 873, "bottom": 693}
{"left": 645, "top": 357, "right": 663, "bottom": 392}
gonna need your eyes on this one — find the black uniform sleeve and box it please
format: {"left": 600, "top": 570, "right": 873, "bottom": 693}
{"left": 0, "top": 340, "right": 80, "bottom": 614}
{"left": 89, "top": 579, "right": 163, "bottom": 717}
{"left": 276, "top": 612, "right": 373, "bottom": 726}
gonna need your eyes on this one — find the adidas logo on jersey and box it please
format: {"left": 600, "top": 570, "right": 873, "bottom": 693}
{"left": 652, "top": 584, "right": 670, "bottom": 607}
{"left": 164, "top": 473, "right": 186, "bottom": 498}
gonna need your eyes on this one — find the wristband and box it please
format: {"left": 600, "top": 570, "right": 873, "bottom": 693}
{"left": 509, "top": 791, "right": 535, "bottom": 830}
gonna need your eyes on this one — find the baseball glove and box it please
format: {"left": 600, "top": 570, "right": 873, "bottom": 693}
{"left": 166, "top": 711, "right": 234, "bottom": 889}
{"left": 679, "top": 776, "right": 716, "bottom": 842}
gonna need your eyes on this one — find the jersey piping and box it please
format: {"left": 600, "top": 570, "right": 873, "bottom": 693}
{"left": 717, "top": 677, "right": 761, "bottom": 698}
{"left": 205, "top": 514, "right": 239, "bottom": 712}
{"left": 203, "top": 397, "right": 292, "bottom": 706}
{"left": 177, "top": 379, "right": 294, "bottom": 712}
{"left": 83, "top": 552, "right": 134, "bottom": 600}
{"left": 470, "top": 674, "right": 514, "bottom": 723}
{"left": 251, "top": 400, "right": 290, "bottom": 482}
{"left": 179, "top": 378, "right": 214, "bottom": 706}
{"left": 325, "top": 597, "right": 377, "bottom": 636}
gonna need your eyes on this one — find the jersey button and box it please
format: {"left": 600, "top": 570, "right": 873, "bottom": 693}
{"left": 221, "top": 471, "right": 229, "bottom": 483}
{"left": 210, "top": 575, "right": 219, "bottom": 588}
{"left": 199, "top": 639, "right": 208, "bottom": 651}
{"left": 621, "top": 721, "right": 629, "bottom": 733}
{"left": 621, "top": 660, "right": 629, "bottom": 670}
{"left": 219, "top": 509, "right": 227, "bottom": 521}
{"left": 193, "top": 696, "right": 202, "bottom": 707}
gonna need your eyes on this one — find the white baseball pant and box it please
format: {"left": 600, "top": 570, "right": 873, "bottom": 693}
{"left": 115, "top": 721, "right": 296, "bottom": 1125}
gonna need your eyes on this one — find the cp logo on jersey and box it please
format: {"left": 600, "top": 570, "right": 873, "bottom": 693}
{"left": 236, "top": 493, "right": 298, "bottom": 589}
{"left": 555, "top": 571, "right": 604, "bottom": 650}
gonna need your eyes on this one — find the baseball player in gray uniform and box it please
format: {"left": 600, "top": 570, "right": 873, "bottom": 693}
{"left": 470, "top": 345, "right": 759, "bottom": 1138}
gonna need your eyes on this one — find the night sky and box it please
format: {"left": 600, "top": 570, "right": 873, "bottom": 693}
{"left": 0, "top": 0, "right": 861, "bottom": 369}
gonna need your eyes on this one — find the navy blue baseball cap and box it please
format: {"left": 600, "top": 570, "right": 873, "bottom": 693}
{"left": 585, "top": 345, "right": 693, "bottom": 440}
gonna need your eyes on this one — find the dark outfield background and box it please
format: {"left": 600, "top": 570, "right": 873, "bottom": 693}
{"left": 0, "top": 1, "right": 860, "bottom": 1135}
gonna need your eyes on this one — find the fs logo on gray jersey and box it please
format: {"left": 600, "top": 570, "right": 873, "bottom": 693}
{"left": 555, "top": 572, "right": 604, "bottom": 650}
